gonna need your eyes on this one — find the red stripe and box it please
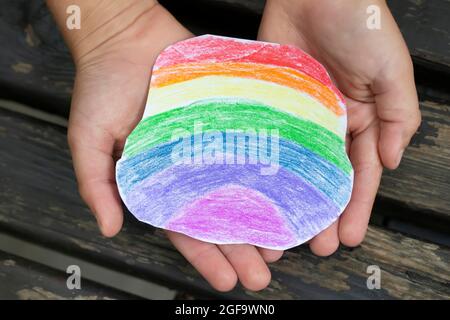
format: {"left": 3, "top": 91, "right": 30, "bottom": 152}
{"left": 154, "top": 35, "right": 345, "bottom": 102}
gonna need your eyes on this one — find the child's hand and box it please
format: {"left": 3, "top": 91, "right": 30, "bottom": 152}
{"left": 48, "top": 0, "right": 279, "bottom": 292}
{"left": 259, "top": 0, "right": 421, "bottom": 255}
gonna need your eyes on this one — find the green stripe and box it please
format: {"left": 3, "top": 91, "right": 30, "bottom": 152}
{"left": 124, "top": 99, "right": 352, "bottom": 173}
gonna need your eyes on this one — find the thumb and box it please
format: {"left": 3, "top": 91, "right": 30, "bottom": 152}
{"left": 373, "top": 61, "right": 421, "bottom": 169}
{"left": 68, "top": 123, "right": 124, "bottom": 237}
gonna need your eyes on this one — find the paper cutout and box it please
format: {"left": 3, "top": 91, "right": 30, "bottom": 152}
{"left": 116, "top": 35, "right": 354, "bottom": 250}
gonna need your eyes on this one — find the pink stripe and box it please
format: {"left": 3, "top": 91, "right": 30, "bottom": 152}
{"left": 166, "top": 185, "right": 297, "bottom": 248}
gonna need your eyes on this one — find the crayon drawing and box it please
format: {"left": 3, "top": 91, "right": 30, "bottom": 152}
{"left": 116, "top": 35, "right": 354, "bottom": 250}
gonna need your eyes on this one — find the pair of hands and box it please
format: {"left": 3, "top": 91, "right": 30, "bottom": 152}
{"left": 50, "top": 0, "right": 421, "bottom": 291}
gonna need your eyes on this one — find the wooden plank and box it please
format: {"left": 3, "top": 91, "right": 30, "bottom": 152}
{"left": 388, "top": 0, "right": 450, "bottom": 71}
{"left": 0, "top": 107, "right": 448, "bottom": 299}
{"left": 197, "top": 0, "right": 265, "bottom": 13}
{"left": 0, "top": 251, "right": 138, "bottom": 300}
{"left": 379, "top": 100, "right": 450, "bottom": 220}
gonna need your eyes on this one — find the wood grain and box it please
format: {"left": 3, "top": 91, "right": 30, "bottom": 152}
{"left": 0, "top": 0, "right": 73, "bottom": 116}
{"left": 388, "top": 0, "right": 450, "bottom": 71}
{"left": 379, "top": 100, "right": 450, "bottom": 220}
{"left": 0, "top": 107, "right": 448, "bottom": 299}
{"left": 163, "top": 0, "right": 450, "bottom": 71}
{"left": 0, "top": 251, "right": 138, "bottom": 300}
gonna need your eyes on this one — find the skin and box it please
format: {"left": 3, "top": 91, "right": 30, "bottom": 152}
{"left": 46, "top": 0, "right": 420, "bottom": 291}
{"left": 259, "top": 0, "right": 421, "bottom": 255}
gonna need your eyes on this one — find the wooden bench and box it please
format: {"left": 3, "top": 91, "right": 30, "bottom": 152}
{"left": 0, "top": 250, "right": 140, "bottom": 300}
{"left": 0, "top": 0, "right": 449, "bottom": 299}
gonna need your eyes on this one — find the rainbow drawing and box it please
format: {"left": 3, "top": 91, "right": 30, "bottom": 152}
{"left": 116, "top": 35, "right": 354, "bottom": 250}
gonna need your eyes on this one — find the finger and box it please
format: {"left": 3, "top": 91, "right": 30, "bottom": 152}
{"left": 258, "top": 248, "right": 284, "bottom": 263}
{"left": 68, "top": 125, "right": 123, "bottom": 237}
{"left": 309, "top": 220, "right": 339, "bottom": 256}
{"left": 219, "top": 244, "right": 271, "bottom": 291}
{"left": 345, "top": 133, "right": 352, "bottom": 155}
{"left": 373, "top": 60, "right": 421, "bottom": 169}
{"left": 167, "top": 231, "right": 237, "bottom": 292}
{"left": 339, "top": 122, "right": 383, "bottom": 247}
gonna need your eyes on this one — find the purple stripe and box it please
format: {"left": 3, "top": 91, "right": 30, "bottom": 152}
{"left": 125, "top": 163, "right": 341, "bottom": 245}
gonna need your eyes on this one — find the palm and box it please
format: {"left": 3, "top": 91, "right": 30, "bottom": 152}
{"left": 72, "top": 59, "right": 150, "bottom": 146}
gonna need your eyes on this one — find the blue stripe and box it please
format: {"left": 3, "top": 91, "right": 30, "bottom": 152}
{"left": 116, "top": 132, "right": 352, "bottom": 208}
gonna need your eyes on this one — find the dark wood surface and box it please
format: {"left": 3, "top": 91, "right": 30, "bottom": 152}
{"left": 387, "top": 0, "right": 450, "bottom": 71}
{"left": 379, "top": 100, "right": 450, "bottom": 221}
{"left": 0, "top": 250, "right": 138, "bottom": 299}
{"left": 0, "top": 107, "right": 448, "bottom": 299}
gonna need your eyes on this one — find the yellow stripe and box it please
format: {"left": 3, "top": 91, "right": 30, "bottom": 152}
{"left": 151, "top": 62, "right": 345, "bottom": 115}
{"left": 145, "top": 76, "right": 346, "bottom": 137}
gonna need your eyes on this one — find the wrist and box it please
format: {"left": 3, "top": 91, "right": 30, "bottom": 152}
{"left": 47, "top": 0, "right": 158, "bottom": 64}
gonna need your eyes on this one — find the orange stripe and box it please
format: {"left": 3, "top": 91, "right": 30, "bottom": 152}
{"left": 151, "top": 62, "right": 344, "bottom": 116}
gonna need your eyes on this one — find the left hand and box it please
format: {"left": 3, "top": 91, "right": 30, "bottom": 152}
{"left": 258, "top": 0, "right": 421, "bottom": 255}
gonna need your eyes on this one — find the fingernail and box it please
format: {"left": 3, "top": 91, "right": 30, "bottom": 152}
{"left": 396, "top": 149, "right": 405, "bottom": 167}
